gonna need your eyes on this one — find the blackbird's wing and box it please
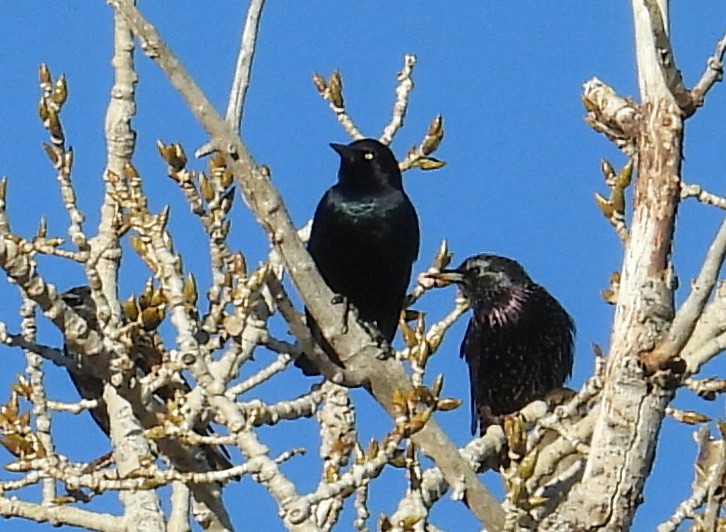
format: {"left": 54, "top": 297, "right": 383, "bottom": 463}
{"left": 300, "top": 188, "right": 419, "bottom": 374}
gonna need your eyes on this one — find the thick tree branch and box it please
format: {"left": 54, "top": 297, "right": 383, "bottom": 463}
{"left": 108, "top": 1, "right": 504, "bottom": 528}
{"left": 545, "top": 1, "right": 685, "bottom": 528}
{"left": 642, "top": 0, "right": 693, "bottom": 114}
{"left": 582, "top": 78, "right": 640, "bottom": 155}
{"left": 98, "top": 8, "right": 165, "bottom": 527}
{"left": 0, "top": 498, "right": 125, "bottom": 531}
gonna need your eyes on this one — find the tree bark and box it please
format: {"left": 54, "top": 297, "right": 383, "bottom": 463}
{"left": 543, "top": 0, "right": 684, "bottom": 529}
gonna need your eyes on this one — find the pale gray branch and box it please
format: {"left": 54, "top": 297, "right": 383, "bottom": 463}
{"left": 380, "top": 54, "right": 416, "bottom": 145}
{"left": 690, "top": 27, "right": 726, "bottom": 110}
{"left": 224, "top": 0, "right": 265, "bottom": 134}
{"left": 582, "top": 78, "right": 640, "bottom": 154}
{"left": 109, "top": 1, "right": 503, "bottom": 527}
{"left": 642, "top": 0, "right": 693, "bottom": 114}
{"left": 0, "top": 498, "right": 125, "bottom": 531}
{"left": 196, "top": 0, "right": 266, "bottom": 158}
{"left": 681, "top": 182, "right": 726, "bottom": 209}
{"left": 643, "top": 215, "right": 726, "bottom": 373}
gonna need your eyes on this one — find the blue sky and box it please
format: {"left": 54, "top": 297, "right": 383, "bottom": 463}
{"left": 1, "top": 2, "right": 726, "bottom": 530}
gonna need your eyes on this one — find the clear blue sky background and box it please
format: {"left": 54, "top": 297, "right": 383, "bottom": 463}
{"left": 1, "top": 2, "right": 726, "bottom": 530}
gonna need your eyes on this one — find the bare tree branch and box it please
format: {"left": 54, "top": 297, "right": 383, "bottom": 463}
{"left": 380, "top": 54, "right": 416, "bottom": 145}
{"left": 544, "top": 0, "right": 686, "bottom": 528}
{"left": 642, "top": 0, "right": 694, "bottom": 114}
{"left": 582, "top": 78, "right": 640, "bottom": 155}
{"left": 312, "top": 71, "right": 364, "bottom": 140}
{"left": 19, "top": 296, "right": 57, "bottom": 504}
{"left": 98, "top": 9, "right": 163, "bottom": 527}
{"left": 196, "top": 0, "right": 266, "bottom": 158}
{"left": 642, "top": 215, "right": 726, "bottom": 373}
{"left": 690, "top": 28, "right": 726, "bottom": 110}
{"left": 0, "top": 497, "right": 125, "bottom": 531}
{"left": 108, "top": 1, "right": 504, "bottom": 528}
{"left": 682, "top": 182, "right": 726, "bottom": 209}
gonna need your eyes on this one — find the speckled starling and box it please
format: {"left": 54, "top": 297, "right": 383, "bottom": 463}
{"left": 295, "top": 139, "right": 420, "bottom": 375}
{"left": 61, "top": 286, "right": 233, "bottom": 472}
{"left": 431, "top": 254, "right": 574, "bottom": 435}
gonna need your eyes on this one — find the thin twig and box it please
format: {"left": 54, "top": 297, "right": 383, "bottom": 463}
{"left": 641, "top": 214, "right": 726, "bottom": 373}
{"left": 312, "top": 70, "right": 364, "bottom": 140}
{"left": 228, "top": 352, "right": 292, "bottom": 397}
{"left": 658, "top": 426, "right": 726, "bottom": 531}
{"left": 681, "top": 182, "right": 726, "bottom": 210}
{"left": 224, "top": 0, "right": 265, "bottom": 133}
{"left": 196, "top": 0, "right": 266, "bottom": 158}
{"left": 690, "top": 28, "right": 726, "bottom": 110}
{"left": 683, "top": 377, "right": 726, "bottom": 400}
{"left": 380, "top": 54, "right": 416, "bottom": 145}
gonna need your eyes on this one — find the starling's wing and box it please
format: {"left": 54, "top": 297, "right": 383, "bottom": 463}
{"left": 63, "top": 344, "right": 110, "bottom": 435}
{"left": 529, "top": 286, "right": 576, "bottom": 391}
{"left": 460, "top": 318, "right": 482, "bottom": 435}
{"left": 130, "top": 332, "right": 233, "bottom": 469}
{"left": 61, "top": 287, "right": 233, "bottom": 473}
{"left": 61, "top": 287, "right": 111, "bottom": 435}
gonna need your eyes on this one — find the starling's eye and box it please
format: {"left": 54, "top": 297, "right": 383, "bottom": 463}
{"left": 363, "top": 151, "right": 374, "bottom": 161}
{"left": 469, "top": 266, "right": 482, "bottom": 276}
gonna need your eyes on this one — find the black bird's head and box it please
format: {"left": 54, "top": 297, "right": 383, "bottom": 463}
{"left": 330, "top": 138, "right": 403, "bottom": 192}
{"left": 431, "top": 254, "right": 534, "bottom": 325}
{"left": 61, "top": 286, "right": 98, "bottom": 327}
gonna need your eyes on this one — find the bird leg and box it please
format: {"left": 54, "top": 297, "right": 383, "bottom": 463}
{"left": 330, "top": 294, "right": 352, "bottom": 334}
{"left": 330, "top": 294, "right": 387, "bottom": 348}
{"left": 354, "top": 318, "right": 385, "bottom": 350}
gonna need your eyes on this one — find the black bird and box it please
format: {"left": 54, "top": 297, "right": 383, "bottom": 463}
{"left": 296, "top": 138, "right": 420, "bottom": 375}
{"left": 430, "top": 254, "right": 574, "bottom": 435}
{"left": 61, "top": 286, "right": 233, "bottom": 473}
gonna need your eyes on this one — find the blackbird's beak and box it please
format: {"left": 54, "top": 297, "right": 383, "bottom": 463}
{"left": 329, "top": 143, "right": 357, "bottom": 163}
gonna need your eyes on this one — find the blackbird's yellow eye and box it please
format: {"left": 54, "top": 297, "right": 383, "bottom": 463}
{"left": 363, "top": 151, "right": 374, "bottom": 160}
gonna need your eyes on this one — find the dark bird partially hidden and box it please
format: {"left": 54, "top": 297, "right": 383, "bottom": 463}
{"left": 61, "top": 286, "right": 233, "bottom": 473}
{"left": 430, "top": 254, "right": 574, "bottom": 435}
{"left": 296, "top": 138, "right": 420, "bottom": 376}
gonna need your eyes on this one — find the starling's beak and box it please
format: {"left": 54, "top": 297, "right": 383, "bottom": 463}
{"left": 426, "top": 269, "right": 465, "bottom": 288}
{"left": 329, "top": 143, "right": 357, "bottom": 163}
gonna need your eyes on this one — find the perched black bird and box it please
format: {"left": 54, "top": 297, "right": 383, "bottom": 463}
{"left": 431, "top": 254, "right": 574, "bottom": 435}
{"left": 61, "top": 286, "right": 233, "bottom": 473}
{"left": 296, "top": 138, "right": 420, "bottom": 375}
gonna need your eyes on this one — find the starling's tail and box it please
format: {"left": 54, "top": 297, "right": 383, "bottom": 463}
{"left": 293, "top": 353, "right": 321, "bottom": 376}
